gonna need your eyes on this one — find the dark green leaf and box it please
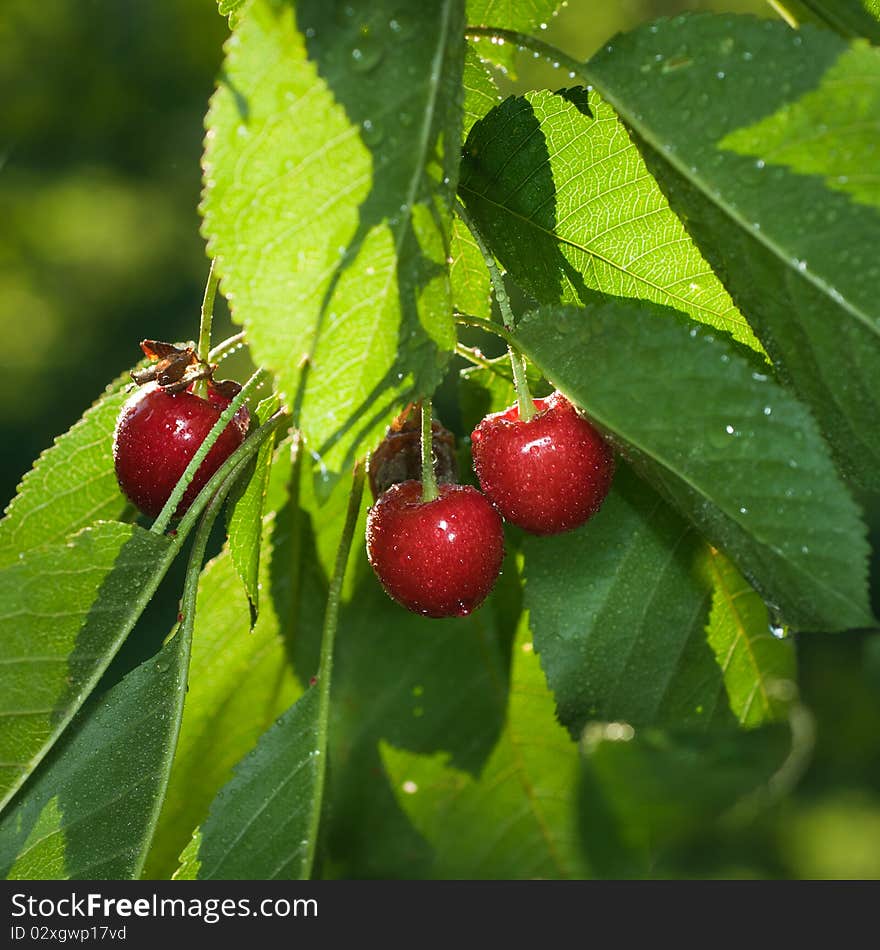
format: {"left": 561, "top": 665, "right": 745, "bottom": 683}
{"left": 774, "top": 0, "right": 880, "bottom": 42}
{"left": 0, "top": 524, "right": 174, "bottom": 813}
{"left": 0, "top": 618, "right": 190, "bottom": 879}
{"left": 587, "top": 15, "right": 880, "bottom": 490}
{"left": 460, "top": 88, "right": 758, "bottom": 348}
{"left": 524, "top": 463, "right": 797, "bottom": 735}
{"left": 203, "top": 0, "right": 465, "bottom": 478}
{"left": 381, "top": 618, "right": 587, "bottom": 879}
{"left": 524, "top": 464, "right": 728, "bottom": 734}
{"left": 327, "top": 554, "right": 513, "bottom": 878}
{"left": 226, "top": 393, "right": 281, "bottom": 622}
{"left": 176, "top": 687, "right": 319, "bottom": 880}
{"left": 513, "top": 301, "right": 874, "bottom": 633}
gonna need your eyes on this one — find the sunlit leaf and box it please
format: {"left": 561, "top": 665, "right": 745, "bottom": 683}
{"left": 587, "top": 15, "right": 880, "bottom": 489}
{"left": 460, "top": 88, "right": 758, "bottom": 348}
{"left": 0, "top": 377, "right": 131, "bottom": 570}
{"left": 203, "top": 0, "right": 464, "bottom": 479}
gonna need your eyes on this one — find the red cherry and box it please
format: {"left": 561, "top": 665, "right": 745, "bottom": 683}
{"left": 113, "top": 381, "right": 250, "bottom": 519}
{"left": 470, "top": 391, "right": 614, "bottom": 535}
{"left": 366, "top": 481, "right": 504, "bottom": 618}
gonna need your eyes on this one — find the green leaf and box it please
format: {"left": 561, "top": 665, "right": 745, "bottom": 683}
{"left": 0, "top": 378, "right": 130, "bottom": 570}
{"left": 226, "top": 393, "right": 281, "bottom": 623}
{"left": 144, "top": 527, "right": 304, "bottom": 879}
{"left": 144, "top": 444, "right": 314, "bottom": 879}
{"left": 381, "top": 618, "right": 587, "bottom": 879}
{"left": 203, "top": 0, "right": 465, "bottom": 478}
{"left": 720, "top": 44, "right": 880, "bottom": 210}
{"left": 459, "top": 88, "right": 758, "bottom": 348}
{"left": 586, "top": 16, "right": 880, "bottom": 490}
{"left": 465, "top": 0, "right": 561, "bottom": 77}
{"left": 176, "top": 687, "right": 319, "bottom": 880}
{"left": 773, "top": 0, "right": 880, "bottom": 42}
{"left": 578, "top": 722, "right": 794, "bottom": 877}
{"left": 524, "top": 464, "right": 729, "bottom": 734}
{"left": 512, "top": 301, "right": 874, "bottom": 633}
{"left": 327, "top": 555, "right": 513, "bottom": 878}
{"left": 0, "top": 523, "right": 175, "bottom": 814}
{"left": 450, "top": 217, "right": 491, "bottom": 323}
{"left": 0, "top": 462, "right": 234, "bottom": 880}
{"left": 218, "top": 0, "right": 250, "bottom": 27}
{"left": 705, "top": 547, "right": 797, "bottom": 727}
{"left": 0, "top": 625, "right": 190, "bottom": 880}
{"left": 462, "top": 45, "right": 500, "bottom": 136}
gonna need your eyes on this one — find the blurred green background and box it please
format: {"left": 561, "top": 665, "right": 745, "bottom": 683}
{"left": 2, "top": 0, "right": 878, "bottom": 879}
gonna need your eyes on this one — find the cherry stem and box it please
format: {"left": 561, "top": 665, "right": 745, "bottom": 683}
{"left": 304, "top": 459, "right": 365, "bottom": 879}
{"left": 150, "top": 366, "right": 272, "bottom": 536}
{"left": 420, "top": 399, "right": 440, "bottom": 503}
{"left": 454, "top": 201, "right": 536, "bottom": 422}
{"left": 194, "top": 259, "right": 220, "bottom": 400}
{"left": 208, "top": 330, "right": 246, "bottom": 365}
{"left": 465, "top": 26, "right": 587, "bottom": 82}
{"left": 455, "top": 312, "right": 514, "bottom": 343}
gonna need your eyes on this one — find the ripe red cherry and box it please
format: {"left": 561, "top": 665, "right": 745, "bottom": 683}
{"left": 366, "top": 481, "right": 504, "bottom": 618}
{"left": 470, "top": 391, "right": 614, "bottom": 536}
{"left": 113, "top": 381, "right": 249, "bottom": 519}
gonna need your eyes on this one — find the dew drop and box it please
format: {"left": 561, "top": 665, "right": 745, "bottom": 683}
{"left": 350, "top": 38, "right": 383, "bottom": 72}
{"left": 389, "top": 11, "right": 416, "bottom": 37}
{"left": 361, "top": 118, "right": 384, "bottom": 146}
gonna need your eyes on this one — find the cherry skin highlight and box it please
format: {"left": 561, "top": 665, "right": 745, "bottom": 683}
{"left": 366, "top": 481, "right": 505, "bottom": 618}
{"left": 470, "top": 391, "right": 614, "bottom": 535}
{"left": 113, "top": 381, "right": 250, "bottom": 519}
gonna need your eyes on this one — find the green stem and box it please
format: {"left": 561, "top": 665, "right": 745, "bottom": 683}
{"left": 454, "top": 342, "right": 495, "bottom": 371}
{"left": 765, "top": 0, "right": 800, "bottom": 28}
{"left": 455, "top": 313, "right": 515, "bottom": 343}
{"left": 455, "top": 200, "right": 536, "bottom": 421}
{"left": 420, "top": 399, "right": 439, "bottom": 503}
{"left": 151, "top": 366, "right": 273, "bottom": 535}
{"left": 194, "top": 260, "right": 220, "bottom": 400}
{"left": 304, "top": 460, "right": 366, "bottom": 879}
{"left": 465, "top": 26, "right": 586, "bottom": 81}
{"left": 208, "top": 330, "right": 246, "bottom": 365}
